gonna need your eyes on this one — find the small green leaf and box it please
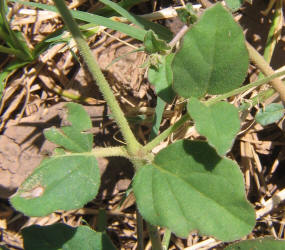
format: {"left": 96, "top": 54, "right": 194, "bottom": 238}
{"left": 256, "top": 103, "right": 284, "bottom": 126}
{"left": 11, "top": 155, "right": 100, "bottom": 216}
{"left": 44, "top": 103, "right": 93, "bottom": 152}
{"left": 149, "top": 97, "right": 166, "bottom": 139}
{"left": 22, "top": 224, "right": 116, "bottom": 250}
{"left": 133, "top": 140, "right": 255, "bottom": 241}
{"left": 188, "top": 98, "right": 240, "bottom": 155}
{"left": 172, "top": 3, "right": 248, "bottom": 98}
{"left": 144, "top": 30, "right": 170, "bottom": 54}
{"left": 176, "top": 3, "right": 198, "bottom": 25}
{"left": 44, "top": 127, "right": 93, "bottom": 152}
{"left": 148, "top": 53, "right": 176, "bottom": 103}
{"left": 65, "top": 103, "right": 92, "bottom": 131}
{"left": 225, "top": 237, "right": 285, "bottom": 250}
{"left": 225, "top": 0, "right": 244, "bottom": 11}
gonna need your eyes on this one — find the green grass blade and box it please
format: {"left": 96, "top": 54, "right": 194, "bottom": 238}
{"left": 9, "top": 0, "right": 146, "bottom": 41}
{"left": 100, "top": 0, "right": 172, "bottom": 41}
{"left": 95, "top": 0, "right": 146, "bottom": 17}
{"left": 0, "top": 60, "right": 30, "bottom": 99}
{"left": 1, "top": 0, "right": 33, "bottom": 60}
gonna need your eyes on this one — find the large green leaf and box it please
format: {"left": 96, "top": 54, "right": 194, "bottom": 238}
{"left": 148, "top": 53, "right": 176, "bottom": 103}
{"left": 225, "top": 237, "right": 285, "bottom": 250}
{"left": 188, "top": 98, "right": 240, "bottom": 155}
{"left": 11, "top": 154, "right": 100, "bottom": 216}
{"left": 172, "top": 3, "right": 248, "bottom": 98}
{"left": 22, "top": 224, "right": 116, "bottom": 250}
{"left": 133, "top": 140, "right": 255, "bottom": 241}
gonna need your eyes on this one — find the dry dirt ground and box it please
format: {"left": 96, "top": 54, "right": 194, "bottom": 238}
{"left": 0, "top": 0, "right": 285, "bottom": 249}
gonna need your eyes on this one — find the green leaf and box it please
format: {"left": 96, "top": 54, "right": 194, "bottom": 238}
{"left": 133, "top": 140, "right": 255, "bottom": 241}
{"left": 149, "top": 97, "right": 165, "bottom": 140}
{"left": 144, "top": 30, "right": 170, "bottom": 54}
{"left": 225, "top": 0, "right": 244, "bottom": 11}
{"left": 176, "top": 3, "right": 198, "bottom": 25}
{"left": 148, "top": 53, "right": 176, "bottom": 103}
{"left": 10, "top": 154, "right": 100, "bottom": 216}
{"left": 225, "top": 237, "right": 285, "bottom": 250}
{"left": 44, "top": 127, "right": 93, "bottom": 152}
{"left": 95, "top": 0, "right": 144, "bottom": 17}
{"left": 44, "top": 103, "right": 93, "bottom": 152}
{"left": 256, "top": 103, "right": 284, "bottom": 126}
{"left": 172, "top": 3, "right": 248, "bottom": 98}
{"left": 22, "top": 224, "right": 116, "bottom": 250}
{"left": 188, "top": 98, "right": 240, "bottom": 155}
{"left": 65, "top": 103, "right": 92, "bottom": 131}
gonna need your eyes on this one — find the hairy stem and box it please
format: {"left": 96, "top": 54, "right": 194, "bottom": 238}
{"left": 91, "top": 146, "right": 129, "bottom": 158}
{"left": 246, "top": 41, "right": 285, "bottom": 102}
{"left": 53, "top": 0, "right": 141, "bottom": 156}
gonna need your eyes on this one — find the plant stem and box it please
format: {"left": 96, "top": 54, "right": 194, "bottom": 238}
{"left": 246, "top": 41, "right": 285, "bottom": 102}
{"left": 53, "top": 0, "right": 142, "bottom": 156}
{"left": 91, "top": 146, "right": 129, "bottom": 158}
{"left": 206, "top": 69, "right": 285, "bottom": 106}
{"left": 239, "top": 88, "right": 275, "bottom": 111}
{"left": 162, "top": 228, "right": 172, "bottom": 250}
{"left": 146, "top": 223, "right": 163, "bottom": 250}
{"left": 136, "top": 209, "right": 144, "bottom": 250}
{"left": 143, "top": 114, "right": 189, "bottom": 152}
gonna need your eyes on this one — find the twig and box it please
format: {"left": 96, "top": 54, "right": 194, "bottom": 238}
{"left": 256, "top": 188, "right": 285, "bottom": 219}
{"left": 246, "top": 41, "right": 285, "bottom": 102}
{"left": 184, "top": 238, "right": 221, "bottom": 250}
{"left": 169, "top": 25, "right": 189, "bottom": 47}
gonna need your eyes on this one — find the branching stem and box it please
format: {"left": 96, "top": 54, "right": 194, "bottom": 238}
{"left": 143, "top": 114, "right": 190, "bottom": 152}
{"left": 53, "top": 0, "right": 142, "bottom": 156}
